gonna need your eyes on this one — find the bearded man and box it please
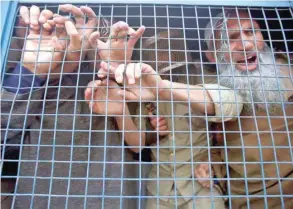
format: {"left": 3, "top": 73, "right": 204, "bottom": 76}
{"left": 93, "top": 9, "right": 293, "bottom": 209}
{"left": 193, "top": 10, "right": 293, "bottom": 208}
{"left": 199, "top": 9, "right": 293, "bottom": 209}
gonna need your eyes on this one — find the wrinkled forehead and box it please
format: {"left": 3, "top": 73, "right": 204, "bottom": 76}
{"left": 226, "top": 11, "right": 260, "bottom": 30}
{"left": 204, "top": 10, "right": 261, "bottom": 49}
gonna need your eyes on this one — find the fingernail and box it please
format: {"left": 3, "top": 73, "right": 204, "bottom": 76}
{"left": 39, "top": 17, "right": 45, "bottom": 23}
{"left": 129, "top": 78, "right": 135, "bottom": 84}
{"left": 117, "top": 76, "right": 123, "bottom": 83}
{"left": 32, "top": 20, "right": 38, "bottom": 25}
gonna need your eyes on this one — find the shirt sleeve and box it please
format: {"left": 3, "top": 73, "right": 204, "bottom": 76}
{"left": 2, "top": 64, "right": 46, "bottom": 94}
{"left": 131, "top": 103, "right": 147, "bottom": 131}
{"left": 201, "top": 84, "right": 244, "bottom": 122}
{"left": 131, "top": 103, "right": 159, "bottom": 145}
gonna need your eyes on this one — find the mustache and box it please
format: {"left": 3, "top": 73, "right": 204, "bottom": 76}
{"left": 217, "top": 43, "right": 290, "bottom": 114}
{"left": 233, "top": 51, "right": 257, "bottom": 62}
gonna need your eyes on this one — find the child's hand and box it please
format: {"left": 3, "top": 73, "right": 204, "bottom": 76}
{"left": 149, "top": 113, "right": 169, "bottom": 136}
{"left": 194, "top": 164, "right": 214, "bottom": 188}
{"left": 89, "top": 21, "right": 145, "bottom": 74}
{"left": 84, "top": 80, "right": 126, "bottom": 115}
{"left": 98, "top": 62, "right": 162, "bottom": 101}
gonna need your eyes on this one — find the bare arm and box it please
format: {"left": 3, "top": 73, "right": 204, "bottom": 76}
{"left": 84, "top": 80, "right": 146, "bottom": 153}
{"left": 99, "top": 63, "right": 216, "bottom": 116}
{"left": 158, "top": 80, "right": 215, "bottom": 115}
{"left": 114, "top": 106, "right": 146, "bottom": 153}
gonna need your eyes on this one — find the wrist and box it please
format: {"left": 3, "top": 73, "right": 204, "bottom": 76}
{"left": 3, "top": 64, "right": 46, "bottom": 93}
{"left": 22, "top": 64, "right": 63, "bottom": 82}
{"left": 22, "top": 63, "right": 35, "bottom": 74}
{"left": 22, "top": 63, "right": 48, "bottom": 79}
{"left": 105, "top": 61, "right": 130, "bottom": 68}
{"left": 114, "top": 105, "right": 130, "bottom": 120}
{"left": 157, "top": 79, "right": 171, "bottom": 100}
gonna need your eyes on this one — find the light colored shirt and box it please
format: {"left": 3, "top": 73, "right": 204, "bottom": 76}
{"left": 207, "top": 59, "right": 293, "bottom": 209}
{"left": 211, "top": 103, "right": 293, "bottom": 209}
{"left": 133, "top": 83, "right": 243, "bottom": 202}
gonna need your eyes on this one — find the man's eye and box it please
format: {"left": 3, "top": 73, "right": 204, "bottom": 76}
{"left": 229, "top": 34, "right": 239, "bottom": 40}
{"left": 246, "top": 29, "right": 254, "bottom": 36}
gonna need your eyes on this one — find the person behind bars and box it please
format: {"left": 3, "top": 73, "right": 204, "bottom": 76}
{"left": 200, "top": 9, "right": 293, "bottom": 209}
{"left": 90, "top": 8, "right": 293, "bottom": 209}
{"left": 1, "top": 4, "right": 146, "bottom": 209}
{"left": 84, "top": 41, "right": 230, "bottom": 209}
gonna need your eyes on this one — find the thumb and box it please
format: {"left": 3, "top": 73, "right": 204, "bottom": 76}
{"left": 148, "top": 112, "right": 155, "bottom": 118}
{"left": 85, "top": 80, "right": 101, "bottom": 103}
{"left": 65, "top": 21, "right": 81, "bottom": 51}
{"left": 127, "top": 26, "right": 145, "bottom": 49}
{"left": 203, "top": 164, "right": 210, "bottom": 173}
{"left": 89, "top": 31, "right": 103, "bottom": 48}
{"left": 141, "top": 63, "right": 156, "bottom": 74}
{"left": 97, "top": 63, "right": 119, "bottom": 79}
{"left": 50, "top": 36, "right": 64, "bottom": 51}
{"left": 117, "top": 89, "right": 138, "bottom": 100}
{"left": 97, "top": 68, "right": 107, "bottom": 78}
{"left": 149, "top": 117, "right": 156, "bottom": 126}
{"left": 100, "top": 61, "right": 117, "bottom": 75}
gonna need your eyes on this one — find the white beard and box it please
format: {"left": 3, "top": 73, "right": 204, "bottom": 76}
{"left": 217, "top": 43, "right": 286, "bottom": 115}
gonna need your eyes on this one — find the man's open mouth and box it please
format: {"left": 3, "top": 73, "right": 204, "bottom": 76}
{"left": 235, "top": 53, "right": 258, "bottom": 71}
{"left": 237, "top": 55, "right": 257, "bottom": 64}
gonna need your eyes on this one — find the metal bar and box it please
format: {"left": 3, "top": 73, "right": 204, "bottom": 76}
{"left": 181, "top": 5, "right": 197, "bottom": 208}
{"left": 83, "top": 4, "right": 102, "bottom": 209}
{"left": 0, "top": 4, "right": 27, "bottom": 172}
{"left": 29, "top": 3, "right": 56, "bottom": 209}
{"left": 119, "top": 4, "right": 129, "bottom": 209}
{"left": 166, "top": 4, "right": 179, "bottom": 208}
{"left": 0, "top": 0, "right": 18, "bottom": 74}
{"left": 260, "top": 7, "right": 289, "bottom": 208}
{"left": 1, "top": 3, "right": 292, "bottom": 209}
{"left": 2, "top": 160, "right": 293, "bottom": 166}
{"left": 207, "top": 6, "right": 233, "bottom": 208}
{"left": 10, "top": 4, "right": 49, "bottom": 208}
{"left": 17, "top": 0, "right": 292, "bottom": 7}
{"left": 101, "top": 5, "right": 114, "bottom": 209}
{"left": 153, "top": 5, "right": 160, "bottom": 209}
{"left": 137, "top": 4, "right": 143, "bottom": 209}
{"left": 45, "top": 5, "right": 71, "bottom": 207}
{"left": 234, "top": 7, "right": 268, "bottom": 208}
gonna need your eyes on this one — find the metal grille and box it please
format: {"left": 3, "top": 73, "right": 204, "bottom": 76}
{"left": 1, "top": 2, "right": 293, "bottom": 209}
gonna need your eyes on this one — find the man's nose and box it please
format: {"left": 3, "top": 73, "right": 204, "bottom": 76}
{"left": 236, "top": 33, "right": 255, "bottom": 51}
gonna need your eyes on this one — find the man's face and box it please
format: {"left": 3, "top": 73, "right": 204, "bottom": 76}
{"left": 207, "top": 11, "right": 292, "bottom": 115}
{"left": 216, "top": 11, "right": 265, "bottom": 72}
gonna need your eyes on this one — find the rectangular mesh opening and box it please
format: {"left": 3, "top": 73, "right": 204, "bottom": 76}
{"left": 1, "top": 3, "right": 293, "bottom": 209}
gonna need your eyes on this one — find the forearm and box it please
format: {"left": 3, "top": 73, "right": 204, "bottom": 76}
{"left": 114, "top": 107, "right": 146, "bottom": 153}
{"left": 1, "top": 64, "right": 45, "bottom": 145}
{"left": 158, "top": 80, "right": 215, "bottom": 115}
{"left": 3, "top": 64, "right": 46, "bottom": 94}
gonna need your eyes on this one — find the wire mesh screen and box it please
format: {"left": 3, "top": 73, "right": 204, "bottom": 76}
{"left": 1, "top": 3, "right": 293, "bottom": 209}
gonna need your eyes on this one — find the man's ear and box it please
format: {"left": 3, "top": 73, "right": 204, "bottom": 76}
{"left": 205, "top": 51, "right": 216, "bottom": 62}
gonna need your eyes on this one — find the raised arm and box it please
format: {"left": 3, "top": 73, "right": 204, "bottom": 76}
{"left": 1, "top": 5, "right": 82, "bottom": 159}
{"left": 98, "top": 62, "right": 216, "bottom": 115}
{"left": 88, "top": 21, "right": 145, "bottom": 74}
{"left": 84, "top": 80, "right": 146, "bottom": 153}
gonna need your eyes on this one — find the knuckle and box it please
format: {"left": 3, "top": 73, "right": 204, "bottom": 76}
{"left": 20, "top": 6, "right": 28, "bottom": 12}
{"left": 116, "top": 21, "right": 123, "bottom": 24}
